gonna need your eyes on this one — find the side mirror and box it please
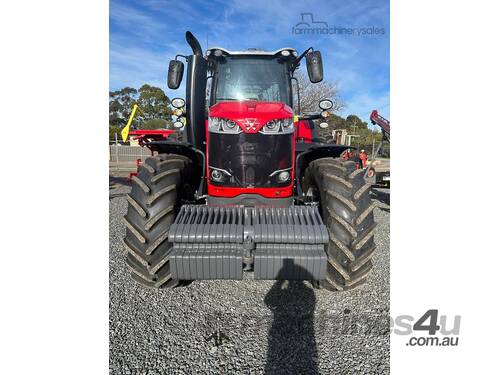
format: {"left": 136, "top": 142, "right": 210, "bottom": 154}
{"left": 306, "top": 51, "right": 323, "bottom": 83}
{"left": 167, "top": 60, "right": 184, "bottom": 89}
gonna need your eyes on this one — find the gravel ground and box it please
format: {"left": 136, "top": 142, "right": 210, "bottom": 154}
{"left": 109, "top": 177, "right": 390, "bottom": 374}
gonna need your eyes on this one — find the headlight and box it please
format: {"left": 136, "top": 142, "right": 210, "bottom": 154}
{"left": 208, "top": 117, "right": 219, "bottom": 131}
{"left": 208, "top": 117, "right": 242, "bottom": 134}
{"left": 278, "top": 171, "right": 290, "bottom": 182}
{"left": 224, "top": 119, "right": 237, "bottom": 130}
{"left": 211, "top": 169, "right": 223, "bottom": 182}
{"left": 266, "top": 120, "right": 278, "bottom": 131}
{"left": 209, "top": 167, "right": 232, "bottom": 183}
{"left": 282, "top": 119, "right": 293, "bottom": 129}
{"left": 259, "top": 118, "right": 294, "bottom": 134}
{"left": 269, "top": 168, "right": 292, "bottom": 183}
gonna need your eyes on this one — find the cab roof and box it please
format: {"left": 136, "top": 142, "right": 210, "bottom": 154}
{"left": 206, "top": 47, "right": 298, "bottom": 57}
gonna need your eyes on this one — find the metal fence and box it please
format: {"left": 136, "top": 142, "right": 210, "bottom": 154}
{"left": 109, "top": 145, "right": 156, "bottom": 171}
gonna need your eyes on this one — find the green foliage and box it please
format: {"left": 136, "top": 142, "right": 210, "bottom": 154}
{"left": 109, "top": 84, "right": 174, "bottom": 130}
{"left": 136, "top": 84, "right": 173, "bottom": 123}
{"left": 109, "top": 124, "right": 121, "bottom": 140}
{"left": 109, "top": 87, "right": 138, "bottom": 126}
{"left": 316, "top": 113, "right": 383, "bottom": 148}
{"left": 140, "top": 118, "right": 169, "bottom": 130}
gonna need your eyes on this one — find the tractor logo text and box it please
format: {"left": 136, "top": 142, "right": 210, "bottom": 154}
{"left": 292, "top": 13, "right": 385, "bottom": 36}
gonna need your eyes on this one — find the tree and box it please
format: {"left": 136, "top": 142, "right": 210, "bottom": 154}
{"left": 109, "top": 87, "right": 138, "bottom": 126}
{"left": 140, "top": 119, "right": 169, "bottom": 130}
{"left": 315, "top": 112, "right": 383, "bottom": 149}
{"left": 136, "top": 84, "right": 173, "bottom": 125}
{"left": 292, "top": 71, "right": 344, "bottom": 114}
{"left": 109, "top": 124, "right": 121, "bottom": 141}
{"left": 317, "top": 113, "right": 346, "bottom": 140}
{"left": 109, "top": 84, "right": 174, "bottom": 132}
{"left": 343, "top": 115, "right": 383, "bottom": 148}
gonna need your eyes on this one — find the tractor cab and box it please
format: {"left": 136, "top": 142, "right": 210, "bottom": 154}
{"left": 206, "top": 47, "right": 296, "bottom": 107}
{"left": 204, "top": 48, "right": 298, "bottom": 200}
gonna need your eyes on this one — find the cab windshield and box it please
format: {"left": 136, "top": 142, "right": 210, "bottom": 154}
{"left": 212, "top": 56, "right": 292, "bottom": 106}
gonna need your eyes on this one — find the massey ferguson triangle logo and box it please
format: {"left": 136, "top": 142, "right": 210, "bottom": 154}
{"left": 241, "top": 118, "right": 260, "bottom": 131}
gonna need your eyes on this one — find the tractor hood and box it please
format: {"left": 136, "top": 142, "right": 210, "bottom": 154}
{"left": 209, "top": 101, "right": 293, "bottom": 134}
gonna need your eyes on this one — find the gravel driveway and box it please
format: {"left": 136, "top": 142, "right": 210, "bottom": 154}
{"left": 109, "top": 177, "right": 390, "bottom": 374}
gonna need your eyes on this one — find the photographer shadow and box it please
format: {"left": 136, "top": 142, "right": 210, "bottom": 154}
{"left": 264, "top": 259, "right": 319, "bottom": 374}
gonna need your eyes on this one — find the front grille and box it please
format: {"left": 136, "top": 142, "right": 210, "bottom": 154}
{"left": 208, "top": 132, "right": 293, "bottom": 187}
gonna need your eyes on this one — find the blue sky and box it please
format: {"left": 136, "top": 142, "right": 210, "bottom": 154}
{"left": 110, "top": 0, "right": 389, "bottom": 123}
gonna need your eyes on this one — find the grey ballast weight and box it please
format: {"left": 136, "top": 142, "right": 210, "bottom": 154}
{"left": 168, "top": 205, "right": 329, "bottom": 280}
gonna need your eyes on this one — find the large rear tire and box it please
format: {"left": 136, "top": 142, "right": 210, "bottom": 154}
{"left": 122, "top": 153, "right": 191, "bottom": 289}
{"left": 302, "top": 158, "right": 377, "bottom": 291}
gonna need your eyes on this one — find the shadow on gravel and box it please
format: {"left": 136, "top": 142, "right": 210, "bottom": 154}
{"left": 109, "top": 176, "right": 131, "bottom": 199}
{"left": 264, "top": 260, "right": 318, "bottom": 374}
{"left": 370, "top": 188, "right": 390, "bottom": 212}
{"left": 109, "top": 175, "right": 131, "bottom": 190}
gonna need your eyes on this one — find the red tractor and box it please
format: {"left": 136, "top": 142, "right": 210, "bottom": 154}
{"left": 123, "top": 31, "right": 377, "bottom": 291}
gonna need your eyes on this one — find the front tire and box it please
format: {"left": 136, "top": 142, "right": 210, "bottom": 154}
{"left": 122, "top": 153, "right": 191, "bottom": 289}
{"left": 303, "top": 158, "right": 377, "bottom": 291}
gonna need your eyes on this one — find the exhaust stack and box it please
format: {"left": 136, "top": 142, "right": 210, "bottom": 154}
{"left": 185, "top": 31, "right": 207, "bottom": 150}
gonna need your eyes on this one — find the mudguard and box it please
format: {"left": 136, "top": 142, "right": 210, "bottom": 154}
{"left": 147, "top": 141, "right": 206, "bottom": 197}
{"left": 295, "top": 143, "right": 351, "bottom": 196}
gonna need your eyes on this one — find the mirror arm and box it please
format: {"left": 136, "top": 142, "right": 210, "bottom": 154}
{"left": 290, "top": 47, "right": 313, "bottom": 72}
{"left": 175, "top": 54, "right": 188, "bottom": 61}
{"left": 298, "top": 113, "right": 322, "bottom": 121}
